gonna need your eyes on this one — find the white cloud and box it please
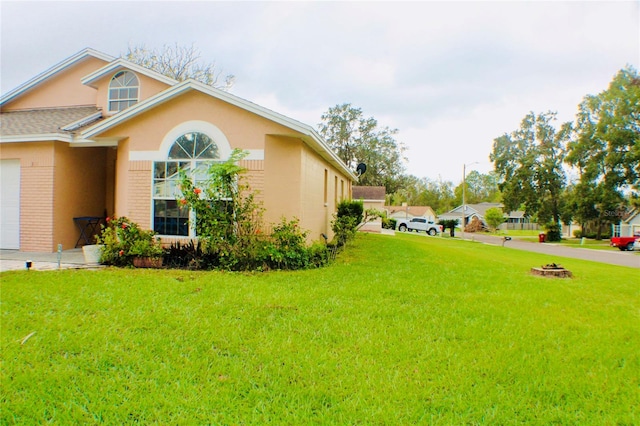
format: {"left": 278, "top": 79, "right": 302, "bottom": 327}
{"left": 1, "top": 1, "right": 638, "bottom": 183}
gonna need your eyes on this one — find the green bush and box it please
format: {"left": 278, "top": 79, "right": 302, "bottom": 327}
{"left": 545, "top": 223, "right": 562, "bottom": 242}
{"left": 331, "top": 199, "right": 363, "bottom": 247}
{"left": 573, "top": 229, "right": 583, "bottom": 239}
{"left": 263, "top": 218, "right": 310, "bottom": 270}
{"left": 176, "top": 151, "right": 333, "bottom": 271}
{"left": 382, "top": 217, "right": 397, "bottom": 230}
{"left": 96, "top": 216, "right": 163, "bottom": 266}
{"left": 337, "top": 199, "right": 364, "bottom": 225}
{"left": 438, "top": 219, "right": 459, "bottom": 237}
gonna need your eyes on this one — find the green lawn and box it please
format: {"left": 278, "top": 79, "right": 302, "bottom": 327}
{"left": 2, "top": 234, "right": 638, "bottom": 424}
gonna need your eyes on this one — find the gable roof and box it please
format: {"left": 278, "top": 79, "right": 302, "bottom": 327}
{"left": 439, "top": 202, "right": 526, "bottom": 221}
{"left": 0, "top": 48, "right": 114, "bottom": 107}
{"left": 467, "top": 202, "right": 503, "bottom": 217}
{"left": 81, "top": 58, "right": 178, "bottom": 87}
{"left": 80, "top": 78, "right": 357, "bottom": 180}
{"left": 353, "top": 186, "right": 386, "bottom": 200}
{"left": 386, "top": 205, "right": 435, "bottom": 217}
{"left": 622, "top": 208, "right": 639, "bottom": 223}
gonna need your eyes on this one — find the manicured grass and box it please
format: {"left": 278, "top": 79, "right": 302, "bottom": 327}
{"left": 2, "top": 234, "right": 638, "bottom": 424}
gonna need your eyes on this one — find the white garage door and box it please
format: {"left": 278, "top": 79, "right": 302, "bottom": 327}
{"left": 0, "top": 159, "right": 21, "bottom": 249}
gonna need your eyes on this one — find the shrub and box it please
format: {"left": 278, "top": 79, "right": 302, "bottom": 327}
{"left": 265, "top": 218, "right": 309, "bottom": 270}
{"left": 332, "top": 200, "right": 363, "bottom": 247}
{"left": 176, "top": 151, "right": 333, "bottom": 271}
{"left": 485, "top": 207, "right": 506, "bottom": 232}
{"left": 163, "top": 240, "right": 216, "bottom": 270}
{"left": 438, "top": 219, "right": 459, "bottom": 237}
{"left": 96, "top": 217, "right": 163, "bottom": 266}
{"left": 573, "top": 229, "right": 583, "bottom": 239}
{"left": 545, "top": 222, "right": 562, "bottom": 242}
{"left": 382, "top": 217, "right": 397, "bottom": 230}
{"left": 337, "top": 199, "right": 364, "bottom": 224}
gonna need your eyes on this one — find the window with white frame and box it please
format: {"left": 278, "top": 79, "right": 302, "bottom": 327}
{"left": 108, "top": 71, "right": 139, "bottom": 112}
{"left": 153, "top": 132, "right": 221, "bottom": 236}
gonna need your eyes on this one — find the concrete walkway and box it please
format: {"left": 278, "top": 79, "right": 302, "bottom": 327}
{"left": 0, "top": 248, "right": 102, "bottom": 272}
{"left": 462, "top": 233, "right": 640, "bottom": 269}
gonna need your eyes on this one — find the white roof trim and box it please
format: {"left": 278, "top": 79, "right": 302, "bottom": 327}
{"left": 81, "top": 79, "right": 357, "bottom": 180}
{"left": 61, "top": 111, "right": 103, "bottom": 131}
{"left": 70, "top": 139, "right": 119, "bottom": 148}
{"left": 0, "top": 48, "right": 114, "bottom": 106}
{"left": 0, "top": 133, "right": 73, "bottom": 143}
{"left": 81, "top": 59, "right": 178, "bottom": 88}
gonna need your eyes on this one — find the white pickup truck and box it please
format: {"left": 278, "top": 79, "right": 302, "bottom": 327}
{"left": 396, "top": 217, "right": 443, "bottom": 235}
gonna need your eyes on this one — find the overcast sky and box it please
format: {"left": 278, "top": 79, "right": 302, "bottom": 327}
{"left": 1, "top": 1, "right": 638, "bottom": 183}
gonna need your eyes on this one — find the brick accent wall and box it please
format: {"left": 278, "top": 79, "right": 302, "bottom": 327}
{"left": 20, "top": 160, "right": 55, "bottom": 251}
{"left": 241, "top": 160, "right": 265, "bottom": 205}
{"left": 128, "top": 161, "right": 152, "bottom": 229}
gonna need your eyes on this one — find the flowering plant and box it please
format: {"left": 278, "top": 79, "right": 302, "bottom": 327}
{"left": 96, "top": 216, "right": 163, "bottom": 266}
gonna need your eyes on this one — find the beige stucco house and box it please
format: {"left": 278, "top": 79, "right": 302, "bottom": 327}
{"left": 0, "top": 48, "right": 356, "bottom": 252}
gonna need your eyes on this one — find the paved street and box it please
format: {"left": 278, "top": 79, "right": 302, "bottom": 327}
{"left": 463, "top": 233, "right": 640, "bottom": 269}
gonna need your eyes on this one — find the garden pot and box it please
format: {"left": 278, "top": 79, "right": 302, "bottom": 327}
{"left": 82, "top": 244, "right": 104, "bottom": 264}
{"left": 133, "top": 257, "right": 163, "bottom": 268}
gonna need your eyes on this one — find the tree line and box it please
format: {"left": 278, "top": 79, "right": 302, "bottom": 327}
{"left": 491, "top": 66, "right": 639, "bottom": 239}
{"left": 319, "top": 67, "right": 639, "bottom": 241}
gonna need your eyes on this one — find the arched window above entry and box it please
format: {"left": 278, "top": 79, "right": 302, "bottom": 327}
{"left": 108, "top": 71, "right": 139, "bottom": 112}
{"left": 168, "top": 132, "right": 219, "bottom": 160}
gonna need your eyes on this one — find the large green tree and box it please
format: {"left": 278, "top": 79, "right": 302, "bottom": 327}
{"left": 386, "top": 175, "right": 456, "bottom": 214}
{"left": 490, "top": 111, "right": 571, "bottom": 235}
{"left": 124, "top": 43, "right": 235, "bottom": 90}
{"left": 453, "top": 170, "right": 501, "bottom": 206}
{"left": 318, "top": 103, "right": 407, "bottom": 192}
{"left": 566, "top": 66, "right": 640, "bottom": 237}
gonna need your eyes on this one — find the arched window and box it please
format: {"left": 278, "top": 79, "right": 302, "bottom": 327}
{"left": 153, "top": 132, "right": 220, "bottom": 236}
{"left": 108, "top": 71, "right": 139, "bottom": 112}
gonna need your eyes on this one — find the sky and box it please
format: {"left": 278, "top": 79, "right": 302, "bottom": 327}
{"left": 1, "top": 1, "right": 638, "bottom": 183}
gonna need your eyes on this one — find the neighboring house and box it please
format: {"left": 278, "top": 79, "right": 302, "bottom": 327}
{"left": 616, "top": 208, "right": 640, "bottom": 237}
{"left": 386, "top": 205, "right": 436, "bottom": 222}
{"left": 0, "top": 48, "right": 356, "bottom": 252}
{"left": 352, "top": 186, "right": 385, "bottom": 233}
{"left": 438, "top": 202, "right": 530, "bottom": 229}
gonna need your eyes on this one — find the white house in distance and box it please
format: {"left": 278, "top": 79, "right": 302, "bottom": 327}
{"left": 615, "top": 208, "right": 640, "bottom": 237}
{"left": 439, "top": 202, "right": 531, "bottom": 230}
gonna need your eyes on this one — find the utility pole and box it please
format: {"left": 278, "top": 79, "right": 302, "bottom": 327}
{"left": 462, "top": 162, "right": 478, "bottom": 240}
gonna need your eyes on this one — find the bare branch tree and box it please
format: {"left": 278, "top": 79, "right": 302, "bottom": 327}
{"left": 124, "top": 43, "right": 235, "bottom": 90}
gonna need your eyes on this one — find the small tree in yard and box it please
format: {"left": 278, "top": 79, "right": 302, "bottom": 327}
{"left": 178, "top": 149, "right": 261, "bottom": 255}
{"left": 178, "top": 149, "right": 329, "bottom": 271}
{"left": 332, "top": 200, "right": 364, "bottom": 247}
{"left": 485, "top": 207, "right": 506, "bottom": 232}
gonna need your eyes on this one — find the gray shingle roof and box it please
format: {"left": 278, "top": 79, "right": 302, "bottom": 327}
{"left": 0, "top": 106, "right": 101, "bottom": 136}
{"left": 352, "top": 186, "right": 386, "bottom": 200}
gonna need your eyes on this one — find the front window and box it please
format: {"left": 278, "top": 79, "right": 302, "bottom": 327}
{"left": 153, "top": 132, "right": 220, "bottom": 236}
{"left": 108, "top": 71, "right": 139, "bottom": 112}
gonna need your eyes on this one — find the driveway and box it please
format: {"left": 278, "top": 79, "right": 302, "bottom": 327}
{"left": 0, "top": 249, "right": 100, "bottom": 272}
{"left": 465, "top": 233, "right": 640, "bottom": 269}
